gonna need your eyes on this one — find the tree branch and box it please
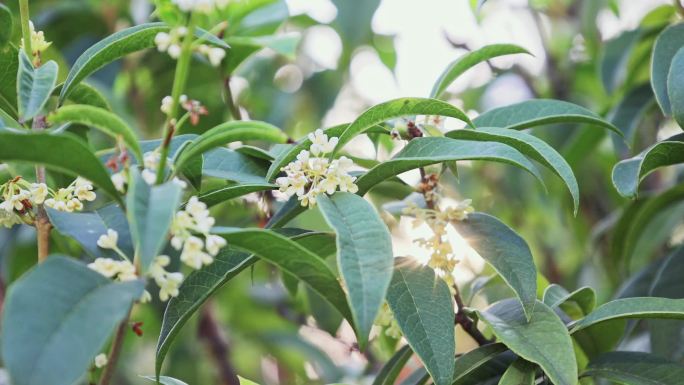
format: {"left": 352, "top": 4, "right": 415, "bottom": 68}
{"left": 453, "top": 286, "right": 492, "bottom": 346}
{"left": 198, "top": 305, "right": 240, "bottom": 385}
{"left": 98, "top": 311, "right": 130, "bottom": 385}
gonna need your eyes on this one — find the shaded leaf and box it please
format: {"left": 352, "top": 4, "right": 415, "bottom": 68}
{"left": 452, "top": 343, "right": 508, "bottom": 384}
{"left": 2, "top": 256, "right": 144, "bottom": 385}
{"left": 198, "top": 183, "right": 277, "bottom": 208}
{"left": 542, "top": 284, "right": 596, "bottom": 316}
{"left": 386, "top": 258, "right": 455, "bottom": 385}
{"left": 601, "top": 29, "right": 643, "bottom": 93}
{"left": 667, "top": 47, "right": 684, "bottom": 128}
{"left": 497, "top": 358, "right": 536, "bottom": 385}
{"left": 372, "top": 345, "right": 414, "bottom": 385}
{"left": 652, "top": 23, "right": 684, "bottom": 115}
{"left": 571, "top": 297, "right": 684, "bottom": 333}
{"left": 0, "top": 3, "right": 11, "bottom": 46}
{"left": 582, "top": 351, "right": 684, "bottom": 385}
{"left": 318, "top": 192, "right": 394, "bottom": 349}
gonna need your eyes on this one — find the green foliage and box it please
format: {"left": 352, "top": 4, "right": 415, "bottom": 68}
{"left": 16, "top": 50, "right": 57, "bottom": 122}
{"left": 652, "top": 23, "right": 684, "bottom": 116}
{"left": 582, "top": 351, "right": 684, "bottom": 384}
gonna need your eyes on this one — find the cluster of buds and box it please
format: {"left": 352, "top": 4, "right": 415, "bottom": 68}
{"left": 402, "top": 199, "right": 474, "bottom": 286}
{"left": 20, "top": 21, "right": 51, "bottom": 65}
{"left": 276, "top": 130, "right": 358, "bottom": 207}
{"left": 0, "top": 176, "right": 95, "bottom": 227}
{"left": 154, "top": 27, "right": 225, "bottom": 67}
{"left": 170, "top": 196, "right": 226, "bottom": 269}
{"left": 172, "top": 0, "right": 229, "bottom": 13}
{"left": 161, "top": 95, "right": 208, "bottom": 125}
{"left": 374, "top": 303, "right": 402, "bottom": 339}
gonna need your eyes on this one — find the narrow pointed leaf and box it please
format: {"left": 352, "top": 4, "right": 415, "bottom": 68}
{"left": 2, "top": 256, "right": 144, "bottom": 385}
{"left": 198, "top": 183, "right": 277, "bottom": 208}
{"left": 59, "top": 22, "right": 228, "bottom": 102}
{"left": 174, "top": 120, "right": 287, "bottom": 171}
{"left": 17, "top": 51, "right": 58, "bottom": 122}
{"left": 318, "top": 192, "right": 394, "bottom": 349}
{"left": 0, "top": 131, "right": 120, "bottom": 200}
{"left": 446, "top": 126, "right": 579, "bottom": 214}
{"left": 356, "top": 137, "right": 543, "bottom": 195}
{"left": 451, "top": 213, "right": 537, "bottom": 320}
{"left": 452, "top": 343, "right": 508, "bottom": 383}
{"left": 476, "top": 299, "right": 577, "bottom": 385}
{"left": 126, "top": 170, "right": 183, "bottom": 272}
{"left": 334, "top": 98, "right": 472, "bottom": 154}
{"left": 386, "top": 258, "right": 455, "bottom": 385}
{"left": 571, "top": 297, "right": 684, "bottom": 333}
{"left": 542, "top": 284, "right": 596, "bottom": 315}
{"left": 143, "top": 376, "right": 188, "bottom": 385}
{"left": 52, "top": 82, "right": 111, "bottom": 110}
{"left": 0, "top": 44, "right": 18, "bottom": 118}
{"left": 372, "top": 345, "right": 414, "bottom": 385}
{"left": 431, "top": 44, "right": 530, "bottom": 98}
{"left": 667, "top": 47, "right": 684, "bottom": 128}
{"left": 48, "top": 104, "right": 143, "bottom": 162}
{"left": 652, "top": 23, "right": 684, "bottom": 115}
{"left": 212, "top": 227, "right": 353, "bottom": 322}
{"left": 582, "top": 351, "right": 684, "bottom": 385}
{"left": 612, "top": 133, "right": 684, "bottom": 198}
{"left": 497, "top": 358, "right": 536, "bottom": 385}
{"left": 472, "top": 99, "right": 621, "bottom": 136}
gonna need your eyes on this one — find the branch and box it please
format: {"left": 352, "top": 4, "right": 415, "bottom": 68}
{"left": 98, "top": 311, "right": 131, "bottom": 385}
{"left": 198, "top": 305, "right": 240, "bottom": 385}
{"left": 453, "top": 287, "right": 492, "bottom": 346}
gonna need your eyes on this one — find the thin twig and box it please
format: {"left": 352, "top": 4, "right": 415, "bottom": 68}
{"left": 198, "top": 305, "right": 240, "bottom": 385}
{"left": 453, "top": 286, "right": 492, "bottom": 346}
{"left": 98, "top": 311, "right": 131, "bottom": 385}
{"left": 32, "top": 116, "right": 51, "bottom": 263}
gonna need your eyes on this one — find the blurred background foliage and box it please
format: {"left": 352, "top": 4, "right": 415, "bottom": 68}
{"left": 1, "top": 0, "right": 684, "bottom": 384}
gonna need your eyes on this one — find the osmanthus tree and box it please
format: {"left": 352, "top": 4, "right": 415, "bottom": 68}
{"left": 1, "top": 0, "right": 684, "bottom": 385}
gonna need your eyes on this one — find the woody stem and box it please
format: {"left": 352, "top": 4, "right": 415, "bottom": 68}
{"left": 98, "top": 309, "right": 130, "bottom": 385}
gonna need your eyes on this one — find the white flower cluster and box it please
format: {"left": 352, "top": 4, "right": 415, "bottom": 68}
{"left": 276, "top": 129, "right": 358, "bottom": 207}
{"left": 109, "top": 150, "right": 187, "bottom": 193}
{"left": 20, "top": 21, "right": 51, "bottom": 57}
{"left": 172, "top": 0, "right": 229, "bottom": 13}
{"left": 0, "top": 176, "right": 95, "bottom": 227}
{"left": 154, "top": 27, "right": 225, "bottom": 66}
{"left": 170, "top": 197, "right": 226, "bottom": 269}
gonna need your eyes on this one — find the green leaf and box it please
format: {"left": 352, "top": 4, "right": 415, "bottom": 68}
{"left": 226, "top": 33, "right": 301, "bottom": 60}
{"left": 156, "top": 249, "right": 254, "bottom": 377}
{"left": 239, "top": 377, "right": 261, "bottom": 385}
{"left": 609, "top": 83, "right": 655, "bottom": 144}
{"left": 542, "top": 284, "right": 596, "bottom": 316}
{"left": 52, "top": 82, "right": 111, "bottom": 110}
{"left": 0, "top": 44, "right": 19, "bottom": 118}
{"left": 203, "top": 147, "right": 270, "bottom": 183}
{"left": 47, "top": 204, "right": 134, "bottom": 259}
{"left": 476, "top": 299, "right": 577, "bottom": 385}
{"left": 48, "top": 104, "right": 143, "bottom": 162}
{"left": 212, "top": 227, "right": 354, "bottom": 322}
{"left": 0, "top": 131, "right": 120, "bottom": 201}
{"left": 318, "top": 192, "right": 394, "bottom": 349}
{"left": 497, "top": 358, "right": 536, "bottom": 385}
{"left": 59, "top": 22, "right": 228, "bottom": 103}
{"left": 334, "top": 98, "right": 472, "bottom": 154}
{"left": 667, "top": 47, "right": 684, "bottom": 128}
{"left": 174, "top": 120, "right": 287, "bottom": 172}
{"left": 452, "top": 343, "right": 508, "bottom": 384}
{"left": 17, "top": 51, "right": 58, "bottom": 122}
{"left": 612, "top": 133, "right": 684, "bottom": 198}
{"left": 198, "top": 183, "right": 276, "bottom": 208}
{"left": 1, "top": 256, "right": 144, "bottom": 385}
{"left": 356, "top": 137, "right": 543, "bottom": 195}
{"left": 446, "top": 126, "right": 579, "bottom": 214}
{"left": 472, "top": 99, "right": 622, "bottom": 136}
{"left": 0, "top": 3, "right": 12, "bottom": 46}
{"left": 372, "top": 345, "right": 413, "bottom": 385}
{"left": 386, "top": 258, "right": 455, "bottom": 385}
{"left": 571, "top": 297, "right": 684, "bottom": 333}
{"left": 451, "top": 213, "right": 537, "bottom": 320}
{"left": 601, "top": 29, "right": 643, "bottom": 93}
{"left": 430, "top": 44, "right": 530, "bottom": 98}
{"left": 126, "top": 170, "right": 183, "bottom": 272}
{"left": 652, "top": 23, "right": 684, "bottom": 116}
{"left": 143, "top": 375, "right": 189, "bottom": 385}
{"left": 582, "top": 351, "right": 684, "bottom": 385}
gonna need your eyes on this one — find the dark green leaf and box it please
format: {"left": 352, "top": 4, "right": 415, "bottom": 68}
{"left": 542, "top": 284, "right": 596, "bottom": 316}
{"left": 174, "top": 120, "right": 287, "bottom": 172}
{"left": 0, "top": 44, "right": 18, "bottom": 117}
{"left": 2, "top": 256, "right": 144, "bottom": 385}
{"left": 476, "top": 299, "right": 577, "bottom": 385}
{"left": 59, "top": 22, "right": 228, "bottom": 103}
{"left": 652, "top": 23, "right": 684, "bottom": 115}
{"left": 198, "top": 183, "right": 276, "bottom": 208}
{"left": 0, "top": 131, "right": 120, "bottom": 201}
{"left": 318, "top": 192, "right": 394, "bottom": 349}
{"left": 497, "top": 358, "right": 536, "bottom": 385}
{"left": 667, "top": 47, "right": 684, "bottom": 128}
{"left": 0, "top": 3, "right": 12, "bottom": 46}
{"left": 452, "top": 343, "right": 508, "bottom": 384}
{"left": 334, "top": 98, "right": 472, "bottom": 154}
{"left": 472, "top": 99, "right": 621, "bottom": 136}
{"left": 601, "top": 29, "right": 643, "bottom": 93}
{"left": 446, "top": 126, "right": 579, "bottom": 214}
{"left": 48, "top": 104, "right": 142, "bottom": 162}
{"left": 126, "top": 170, "right": 182, "bottom": 272}
{"left": 612, "top": 133, "right": 684, "bottom": 198}
{"left": 52, "top": 82, "right": 111, "bottom": 110}
{"left": 582, "top": 351, "right": 684, "bottom": 385}
{"left": 609, "top": 83, "right": 655, "bottom": 144}
{"left": 203, "top": 147, "right": 270, "bottom": 183}
{"left": 386, "top": 258, "right": 455, "bottom": 385}
{"left": 452, "top": 213, "right": 537, "bottom": 320}
{"left": 372, "top": 345, "right": 413, "bottom": 385}
{"left": 17, "top": 51, "right": 58, "bottom": 122}
{"left": 431, "top": 44, "right": 530, "bottom": 98}
{"left": 355, "top": 137, "right": 543, "bottom": 195}
{"left": 571, "top": 297, "right": 684, "bottom": 333}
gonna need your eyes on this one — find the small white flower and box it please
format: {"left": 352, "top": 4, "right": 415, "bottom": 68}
{"left": 207, "top": 47, "right": 225, "bottom": 67}
{"left": 205, "top": 234, "right": 226, "bottom": 256}
{"left": 141, "top": 169, "right": 157, "bottom": 185}
{"left": 30, "top": 183, "right": 48, "bottom": 204}
{"left": 158, "top": 271, "right": 183, "bottom": 301}
{"left": 185, "top": 196, "right": 208, "bottom": 218}
{"left": 116, "top": 260, "right": 138, "bottom": 281}
{"left": 143, "top": 151, "right": 161, "bottom": 170}
{"left": 168, "top": 44, "right": 182, "bottom": 59}
{"left": 111, "top": 172, "right": 126, "bottom": 192}
{"left": 308, "top": 129, "right": 337, "bottom": 155}
{"left": 155, "top": 32, "right": 171, "bottom": 52}
{"left": 97, "top": 229, "right": 119, "bottom": 250}
{"left": 66, "top": 197, "right": 83, "bottom": 212}
{"left": 88, "top": 258, "right": 119, "bottom": 278}
{"left": 94, "top": 353, "right": 108, "bottom": 368}
{"left": 74, "top": 178, "right": 96, "bottom": 201}
{"left": 160, "top": 95, "right": 174, "bottom": 114}
{"left": 171, "top": 177, "right": 188, "bottom": 189}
